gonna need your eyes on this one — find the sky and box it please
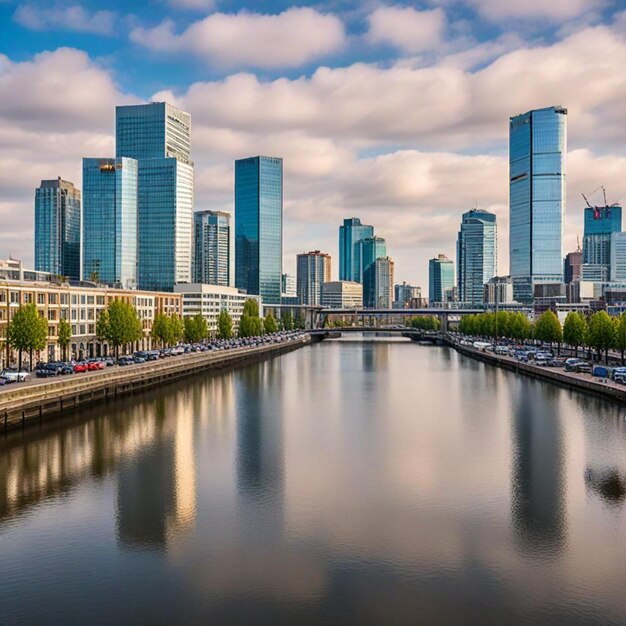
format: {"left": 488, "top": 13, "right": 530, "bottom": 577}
{"left": 1, "top": 0, "right": 625, "bottom": 288}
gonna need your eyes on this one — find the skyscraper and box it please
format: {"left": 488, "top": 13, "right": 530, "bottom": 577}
{"left": 339, "top": 218, "right": 374, "bottom": 282}
{"left": 235, "top": 156, "right": 283, "bottom": 304}
{"left": 456, "top": 209, "right": 497, "bottom": 305}
{"left": 509, "top": 106, "right": 567, "bottom": 303}
{"left": 116, "top": 102, "right": 193, "bottom": 291}
{"left": 193, "top": 210, "right": 233, "bottom": 286}
{"left": 360, "top": 236, "right": 387, "bottom": 308}
{"left": 296, "top": 251, "right": 331, "bottom": 305}
{"left": 82, "top": 158, "right": 138, "bottom": 288}
{"left": 581, "top": 204, "right": 622, "bottom": 282}
{"left": 429, "top": 254, "right": 454, "bottom": 304}
{"left": 371, "top": 257, "right": 394, "bottom": 308}
{"left": 610, "top": 232, "right": 626, "bottom": 282}
{"left": 34, "top": 177, "right": 81, "bottom": 280}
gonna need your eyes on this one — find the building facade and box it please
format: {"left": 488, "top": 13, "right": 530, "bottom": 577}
{"left": 483, "top": 276, "right": 515, "bottom": 305}
{"left": 394, "top": 282, "right": 422, "bottom": 308}
{"left": 509, "top": 106, "right": 567, "bottom": 303}
{"left": 193, "top": 210, "right": 233, "bottom": 286}
{"left": 235, "top": 156, "right": 283, "bottom": 305}
{"left": 429, "top": 254, "right": 455, "bottom": 304}
{"left": 116, "top": 102, "right": 194, "bottom": 292}
{"left": 296, "top": 251, "right": 331, "bottom": 306}
{"left": 370, "top": 257, "right": 394, "bottom": 309}
{"left": 281, "top": 273, "right": 296, "bottom": 298}
{"left": 360, "top": 236, "right": 387, "bottom": 308}
{"left": 456, "top": 209, "right": 497, "bottom": 306}
{"left": 610, "top": 232, "right": 626, "bottom": 282}
{"left": 321, "top": 281, "right": 363, "bottom": 308}
{"left": 82, "top": 158, "right": 138, "bottom": 288}
{"left": 339, "top": 218, "right": 374, "bottom": 283}
{"left": 581, "top": 205, "right": 622, "bottom": 282}
{"left": 34, "top": 177, "right": 81, "bottom": 280}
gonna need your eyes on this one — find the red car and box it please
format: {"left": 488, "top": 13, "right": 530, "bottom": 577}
{"left": 87, "top": 360, "right": 104, "bottom": 371}
{"left": 73, "top": 362, "right": 89, "bottom": 373}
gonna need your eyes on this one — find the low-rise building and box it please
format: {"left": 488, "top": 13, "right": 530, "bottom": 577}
{"left": 321, "top": 281, "right": 363, "bottom": 308}
{"left": 483, "top": 276, "right": 515, "bottom": 305}
{"left": 173, "top": 283, "right": 262, "bottom": 334}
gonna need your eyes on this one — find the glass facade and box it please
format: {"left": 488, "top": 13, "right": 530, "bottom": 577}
{"left": 193, "top": 210, "right": 233, "bottom": 286}
{"left": 296, "top": 251, "right": 331, "bottom": 305}
{"left": 34, "top": 178, "right": 81, "bottom": 280}
{"left": 360, "top": 236, "right": 387, "bottom": 308}
{"left": 582, "top": 205, "right": 622, "bottom": 282}
{"left": 338, "top": 218, "right": 374, "bottom": 282}
{"left": 509, "top": 106, "right": 567, "bottom": 303}
{"left": 82, "top": 158, "right": 138, "bottom": 288}
{"left": 372, "top": 257, "right": 394, "bottom": 308}
{"left": 429, "top": 254, "right": 455, "bottom": 303}
{"left": 235, "top": 156, "right": 283, "bottom": 304}
{"left": 456, "top": 209, "right": 497, "bottom": 305}
{"left": 610, "top": 231, "right": 626, "bottom": 282}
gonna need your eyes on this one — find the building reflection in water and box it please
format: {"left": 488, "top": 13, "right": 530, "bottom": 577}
{"left": 511, "top": 380, "right": 566, "bottom": 556}
{"left": 362, "top": 340, "right": 390, "bottom": 372}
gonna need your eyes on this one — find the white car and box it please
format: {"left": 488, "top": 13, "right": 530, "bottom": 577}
{"left": 1, "top": 368, "right": 31, "bottom": 383}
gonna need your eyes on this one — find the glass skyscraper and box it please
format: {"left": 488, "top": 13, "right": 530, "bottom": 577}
{"left": 339, "top": 218, "right": 374, "bottom": 283}
{"left": 509, "top": 106, "right": 567, "bottom": 303}
{"left": 82, "top": 158, "right": 138, "bottom": 288}
{"left": 116, "top": 102, "right": 193, "bottom": 291}
{"left": 235, "top": 156, "right": 283, "bottom": 304}
{"left": 456, "top": 209, "right": 497, "bottom": 305}
{"left": 34, "top": 177, "right": 81, "bottom": 280}
{"left": 610, "top": 231, "right": 626, "bottom": 282}
{"left": 296, "top": 251, "right": 331, "bottom": 305}
{"left": 360, "top": 236, "right": 387, "bottom": 308}
{"left": 193, "top": 210, "right": 233, "bottom": 286}
{"left": 582, "top": 204, "right": 622, "bottom": 282}
{"left": 429, "top": 254, "right": 455, "bottom": 304}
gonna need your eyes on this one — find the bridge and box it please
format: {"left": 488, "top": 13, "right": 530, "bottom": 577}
{"left": 309, "top": 327, "right": 443, "bottom": 343}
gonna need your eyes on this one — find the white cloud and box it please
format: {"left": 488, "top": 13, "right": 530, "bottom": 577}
{"left": 14, "top": 4, "right": 117, "bottom": 35}
{"left": 130, "top": 8, "right": 346, "bottom": 69}
{"left": 166, "top": 0, "right": 215, "bottom": 9}
{"left": 367, "top": 6, "right": 446, "bottom": 53}
{"left": 433, "top": 0, "right": 603, "bottom": 21}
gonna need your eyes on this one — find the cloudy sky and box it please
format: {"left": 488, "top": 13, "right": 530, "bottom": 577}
{"left": 1, "top": 0, "right": 625, "bottom": 287}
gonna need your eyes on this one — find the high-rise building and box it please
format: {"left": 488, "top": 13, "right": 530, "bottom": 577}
{"left": 82, "top": 158, "right": 138, "bottom": 288}
{"left": 235, "top": 156, "right": 283, "bottom": 305}
{"left": 509, "top": 106, "right": 567, "bottom": 303}
{"left": 394, "top": 282, "right": 421, "bottom": 308}
{"left": 339, "top": 218, "right": 374, "bottom": 283}
{"left": 296, "top": 251, "right": 331, "bottom": 306}
{"left": 456, "top": 209, "right": 497, "bottom": 306}
{"left": 360, "top": 236, "right": 387, "bottom": 308}
{"left": 321, "top": 281, "right": 363, "bottom": 308}
{"left": 193, "top": 210, "right": 233, "bottom": 286}
{"left": 429, "top": 254, "right": 454, "bottom": 304}
{"left": 116, "top": 102, "right": 193, "bottom": 292}
{"left": 581, "top": 204, "right": 622, "bottom": 282}
{"left": 34, "top": 177, "right": 81, "bottom": 280}
{"left": 281, "top": 273, "right": 296, "bottom": 298}
{"left": 371, "top": 257, "right": 394, "bottom": 309}
{"left": 564, "top": 244, "right": 583, "bottom": 303}
{"left": 610, "top": 232, "right": 626, "bottom": 282}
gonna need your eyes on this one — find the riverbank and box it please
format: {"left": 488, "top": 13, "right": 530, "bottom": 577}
{"left": 449, "top": 337, "right": 626, "bottom": 403}
{"left": 0, "top": 335, "right": 310, "bottom": 431}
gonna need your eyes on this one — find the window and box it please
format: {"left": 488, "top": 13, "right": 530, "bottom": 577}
{"left": 37, "top": 293, "right": 45, "bottom": 304}
{"left": 48, "top": 293, "right": 57, "bottom": 304}
{"left": 11, "top": 292, "right": 20, "bottom": 304}
{"left": 47, "top": 310, "right": 56, "bottom": 321}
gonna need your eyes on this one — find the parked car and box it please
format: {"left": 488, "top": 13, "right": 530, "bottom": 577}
{"left": 0, "top": 368, "right": 31, "bottom": 383}
{"left": 73, "top": 362, "right": 89, "bottom": 373}
{"left": 146, "top": 351, "right": 160, "bottom": 361}
{"left": 118, "top": 356, "right": 134, "bottom": 366}
{"left": 575, "top": 362, "right": 592, "bottom": 374}
{"left": 35, "top": 363, "right": 63, "bottom": 378}
{"left": 0, "top": 377, "right": 6, "bottom": 386}
{"left": 59, "top": 362, "right": 74, "bottom": 375}
{"left": 564, "top": 358, "right": 583, "bottom": 372}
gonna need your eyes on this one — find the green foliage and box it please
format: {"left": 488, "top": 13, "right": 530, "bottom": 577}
{"left": 563, "top": 312, "right": 587, "bottom": 356}
{"left": 613, "top": 313, "right": 626, "bottom": 364}
{"left": 57, "top": 317, "right": 72, "bottom": 360}
{"left": 294, "top": 311, "right": 305, "bottom": 330}
{"left": 458, "top": 311, "right": 532, "bottom": 341}
{"left": 410, "top": 316, "right": 440, "bottom": 331}
{"left": 263, "top": 311, "right": 278, "bottom": 334}
{"left": 183, "top": 314, "right": 208, "bottom": 343}
{"left": 169, "top": 314, "right": 184, "bottom": 345}
{"left": 533, "top": 310, "right": 562, "bottom": 345}
{"left": 587, "top": 310, "right": 615, "bottom": 362}
{"left": 96, "top": 300, "right": 143, "bottom": 356}
{"left": 6, "top": 303, "right": 48, "bottom": 369}
{"left": 238, "top": 299, "right": 264, "bottom": 338}
{"left": 281, "top": 311, "right": 294, "bottom": 331}
{"left": 151, "top": 312, "right": 169, "bottom": 347}
{"left": 217, "top": 309, "right": 233, "bottom": 339}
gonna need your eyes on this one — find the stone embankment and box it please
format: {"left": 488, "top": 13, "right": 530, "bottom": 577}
{"left": 0, "top": 336, "right": 310, "bottom": 431}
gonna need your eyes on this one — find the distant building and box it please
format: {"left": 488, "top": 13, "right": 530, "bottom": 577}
{"left": 483, "top": 276, "right": 515, "bottom": 305}
{"left": 321, "top": 281, "right": 363, "bottom": 308}
{"left": 429, "top": 254, "right": 454, "bottom": 304}
{"left": 34, "top": 177, "right": 81, "bottom": 280}
{"left": 394, "top": 282, "right": 421, "bottom": 308}
{"left": 82, "top": 158, "right": 138, "bottom": 289}
{"left": 296, "top": 251, "right": 331, "bottom": 306}
{"left": 456, "top": 209, "right": 497, "bottom": 306}
{"left": 235, "top": 156, "right": 283, "bottom": 304}
{"left": 193, "top": 210, "right": 233, "bottom": 286}
{"left": 509, "top": 106, "right": 567, "bottom": 303}
{"left": 371, "top": 257, "right": 394, "bottom": 308}
{"left": 360, "top": 236, "right": 387, "bottom": 308}
{"left": 582, "top": 204, "right": 622, "bottom": 282}
{"left": 564, "top": 245, "right": 583, "bottom": 303}
{"left": 610, "top": 232, "right": 626, "bottom": 282}
{"left": 339, "top": 218, "right": 374, "bottom": 283}
{"left": 281, "top": 273, "right": 296, "bottom": 298}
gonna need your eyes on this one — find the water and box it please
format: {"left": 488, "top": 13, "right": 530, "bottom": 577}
{"left": 1, "top": 338, "right": 626, "bottom": 625}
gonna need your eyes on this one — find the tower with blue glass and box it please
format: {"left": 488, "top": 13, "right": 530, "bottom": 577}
{"left": 429, "top": 254, "right": 455, "bottom": 304}
{"left": 339, "top": 218, "right": 374, "bottom": 283}
{"left": 581, "top": 204, "right": 622, "bottom": 282}
{"left": 360, "top": 236, "right": 387, "bottom": 308}
{"left": 456, "top": 209, "right": 497, "bottom": 305}
{"left": 235, "top": 156, "right": 283, "bottom": 304}
{"left": 509, "top": 106, "right": 567, "bottom": 303}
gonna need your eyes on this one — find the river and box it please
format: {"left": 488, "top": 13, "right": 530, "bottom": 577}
{"left": 1, "top": 337, "right": 626, "bottom": 625}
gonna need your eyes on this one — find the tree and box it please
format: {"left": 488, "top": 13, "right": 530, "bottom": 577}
{"left": 151, "top": 312, "right": 170, "bottom": 347}
{"left": 168, "top": 314, "right": 184, "bottom": 345}
{"left": 294, "top": 311, "right": 305, "bottom": 330}
{"left": 533, "top": 310, "right": 562, "bottom": 353}
{"left": 217, "top": 309, "right": 233, "bottom": 339}
{"left": 183, "top": 314, "right": 208, "bottom": 343}
{"left": 563, "top": 312, "right": 587, "bottom": 358}
{"left": 264, "top": 311, "right": 278, "bottom": 334}
{"left": 587, "top": 310, "right": 615, "bottom": 363}
{"left": 239, "top": 299, "right": 264, "bottom": 338}
{"left": 614, "top": 313, "right": 626, "bottom": 365}
{"left": 96, "top": 300, "right": 143, "bottom": 358}
{"left": 58, "top": 317, "right": 72, "bottom": 361}
{"left": 6, "top": 303, "right": 48, "bottom": 370}
{"left": 281, "top": 311, "right": 294, "bottom": 331}
{"left": 509, "top": 312, "right": 532, "bottom": 341}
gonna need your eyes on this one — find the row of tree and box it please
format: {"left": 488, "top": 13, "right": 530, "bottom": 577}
{"left": 409, "top": 316, "right": 441, "bottom": 331}
{"left": 458, "top": 309, "right": 626, "bottom": 364}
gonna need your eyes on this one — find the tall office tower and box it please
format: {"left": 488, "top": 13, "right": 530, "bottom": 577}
{"left": 116, "top": 102, "right": 193, "bottom": 291}
{"left": 235, "top": 156, "right": 283, "bottom": 304}
{"left": 509, "top": 106, "right": 567, "bottom": 303}
{"left": 581, "top": 204, "right": 622, "bottom": 282}
{"left": 429, "top": 254, "right": 455, "bottom": 304}
{"left": 82, "top": 158, "right": 138, "bottom": 288}
{"left": 193, "top": 210, "right": 233, "bottom": 286}
{"left": 339, "top": 217, "right": 374, "bottom": 282}
{"left": 371, "top": 257, "right": 394, "bottom": 309}
{"left": 34, "top": 177, "right": 81, "bottom": 280}
{"left": 360, "top": 236, "right": 387, "bottom": 308}
{"left": 610, "top": 232, "right": 626, "bottom": 282}
{"left": 296, "top": 251, "right": 331, "bottom": 305}
{"left": 281, "top": 273, "right": 296, "bottom": 298}
{"left": 456, "top": 209, "right": 497, "bottom": 306}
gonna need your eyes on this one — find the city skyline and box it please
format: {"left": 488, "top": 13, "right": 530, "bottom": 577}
{"left": 1, "top": 1, "right": 625, "bottom": 289}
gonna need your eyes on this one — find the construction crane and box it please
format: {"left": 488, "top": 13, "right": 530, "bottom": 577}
{"left": 582, "top": 188, "right": 620, "bottom": 220}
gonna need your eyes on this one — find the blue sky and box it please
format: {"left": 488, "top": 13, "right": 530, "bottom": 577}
{"left": 1, "top": 0, "right": 625, "bottom": 285}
